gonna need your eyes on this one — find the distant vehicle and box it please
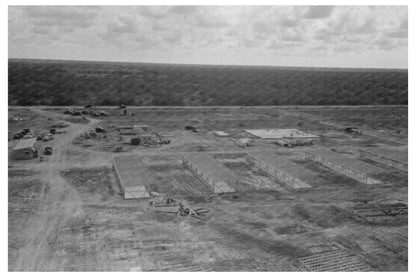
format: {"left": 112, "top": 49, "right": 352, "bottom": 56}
{"left": 13, "top": 128, "right": 33, "bottom": 140}
{"left": 345, "top": 127, "right": 357, "bottom": 133}
{"left": 71, "top": 110, "right": 81, "bottom": 116}
{"left": 185, "top": 125, "right": 198, "bottom": 132}
{"left": 43, "top": 134, "right": 54, "bottom": 141}
{"left": 51, "top": 122, "right": 68, "bottom": 128}
{"left": 36, "top": 134, "right": 44, "bottom": 141}
{"left": 22, "top": 133, "right": 34, "bottom": 139}
{"left": 113, "top": 146, "right": 123, "bottom": 152}
{"left": 84, "top": 104, "right": 93, "bottom": 108}
{"left": 344, "top": 127, "right": 361, "bottom": 137}
{"left": 13, "top": 133, "right": 23, "bottom": 140}
{"left": 275, "top": 138, "right": 313, "bottom": 148}
{"left": 89, "top": 129, "right": 97, "bottom": 138}
{"left": 98, "top": 111, "right": 109, "bottom": 116}
{"left": 131, "top": 137, "right": 141, "bottom": 145}
{"left": 275, "top": 139, "right": 291, "bottom": 147}
{"left": 95, "top": 127, "right": 106, "bottom": 133}
{"left": 89, "top": 111, "right": 99, "bottom": 117}
{"left": 44, "top": 146, "right": 53, "bottom": 155}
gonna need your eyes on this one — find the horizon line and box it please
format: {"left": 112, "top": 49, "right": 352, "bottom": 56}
{"left": 8, "top": 57, "right": 408, "bottom": 71}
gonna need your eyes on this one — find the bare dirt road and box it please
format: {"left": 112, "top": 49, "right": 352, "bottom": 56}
{"left": 12, "top": 108, "right": 103, "bottom": 271}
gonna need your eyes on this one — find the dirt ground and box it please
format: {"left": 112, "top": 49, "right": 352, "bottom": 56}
{"left": 8, "top": 106, "right": 407, "bottom": 271}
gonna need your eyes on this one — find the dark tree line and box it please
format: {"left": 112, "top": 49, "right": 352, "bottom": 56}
{"left": 8, "top": 60, "right": 408, "bottom": 106}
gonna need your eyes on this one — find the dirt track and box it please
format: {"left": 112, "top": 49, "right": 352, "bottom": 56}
{"left": 12, "top": 108, "right": 101, "bottom": 271}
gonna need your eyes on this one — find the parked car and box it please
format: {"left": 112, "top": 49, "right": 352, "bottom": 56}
{"left": 23, "top": 133, "right": 34, "bottom": 139}
{"left": 51, "top": 122, "right": 68, "bottom": 128}
{"left": 98, "top": 111, "right": 109, "bottom": 116}
{"left": 43, "top": 134, "right": 54, "bottom": 141}
{"left": 44, "top": 146, "right": 53, "bottom": 155}
{"left": 185, "top": 125, "right": 198, "bottom": 132}
{"left": 95, "top": 127, "right": 106, "bottom": 133}
{"left": 13, "top": 133, "right": 23, "bottom": 140}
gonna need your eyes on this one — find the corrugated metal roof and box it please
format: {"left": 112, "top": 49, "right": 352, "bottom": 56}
{"left": 306, "top": 148, "right": 384, "bottom": 174}
{"left": 360, "top": 147, "right": 408, "bottom": 164}
{"left": 183, "top": 152, "right": 237, "bottom": 184}
{"left": 13, "top": 138, "right": 37, "bottom": 150}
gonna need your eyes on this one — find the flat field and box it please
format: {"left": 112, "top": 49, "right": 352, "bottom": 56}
{"left": 9, "top": 59, "right": 407, "bottom": 106}
{"left": 8, "top": 105, "right": 407, "bottom": 271}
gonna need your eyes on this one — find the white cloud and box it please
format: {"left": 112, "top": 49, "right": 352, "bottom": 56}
{"left": 385, "top": 30, "right": 408, "bottom": 38}
{"left": 196, "top": 15, "right": 229, "bottom": 28}
{"left": 8, "top": 5, "right": 408, "bottom": 68}
{"left": 136, "top": 6, "right": 169, "bottom": 19}
{"left": 252, "top": 21, "right": 276, "bottom": 34}
{"left": 25, "top": 6, "right": 100, "bottom": 30}
{"left": 279, "top": 19, "right": 298, "bottom": 28}
{"left": 168, "top": 6, "right": 200, "bottom": 14}
{"left": 107, "top": 16, "right": 139, "bottom": 35}
{"left": 303, "top": 6, "right": 335, "bottom": 19}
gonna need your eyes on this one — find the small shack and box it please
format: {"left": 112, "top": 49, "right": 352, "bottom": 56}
{"left": 12, "top": 138, "right": 38, "bottom": 160}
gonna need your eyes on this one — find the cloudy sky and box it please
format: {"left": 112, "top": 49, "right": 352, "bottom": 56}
{"left": 8, "top": 5, "right": 408, "bottom": 68}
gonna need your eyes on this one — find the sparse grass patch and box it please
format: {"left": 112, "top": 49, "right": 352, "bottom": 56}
{"left": 8, "top": 169, "right": 39, "bottom": 178}
{"left": 291, "top": 204, "right": 355, "bottom": 228}
{"left": 61, "top": 167, "right": 118, "bottom": 202}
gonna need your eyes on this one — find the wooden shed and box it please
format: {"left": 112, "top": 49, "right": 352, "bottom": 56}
{"left": 12, "top": 138, "right": 38, "bottom": 160}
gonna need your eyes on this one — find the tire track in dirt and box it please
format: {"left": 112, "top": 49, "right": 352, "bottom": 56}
{"left": 13, "top": 108, "right": 99, "bottom": 271}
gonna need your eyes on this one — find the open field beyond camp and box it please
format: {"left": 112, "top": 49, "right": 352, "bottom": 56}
{"left": 8, "top": 105, "right": 408, "bottom": 271}
{"left": 8, "top": 59, "right": 408, "bottom": 106}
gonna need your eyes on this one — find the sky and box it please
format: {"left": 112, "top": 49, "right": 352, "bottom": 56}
{"left": 8, "top": 5, "right": 408, "bottom": 68}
